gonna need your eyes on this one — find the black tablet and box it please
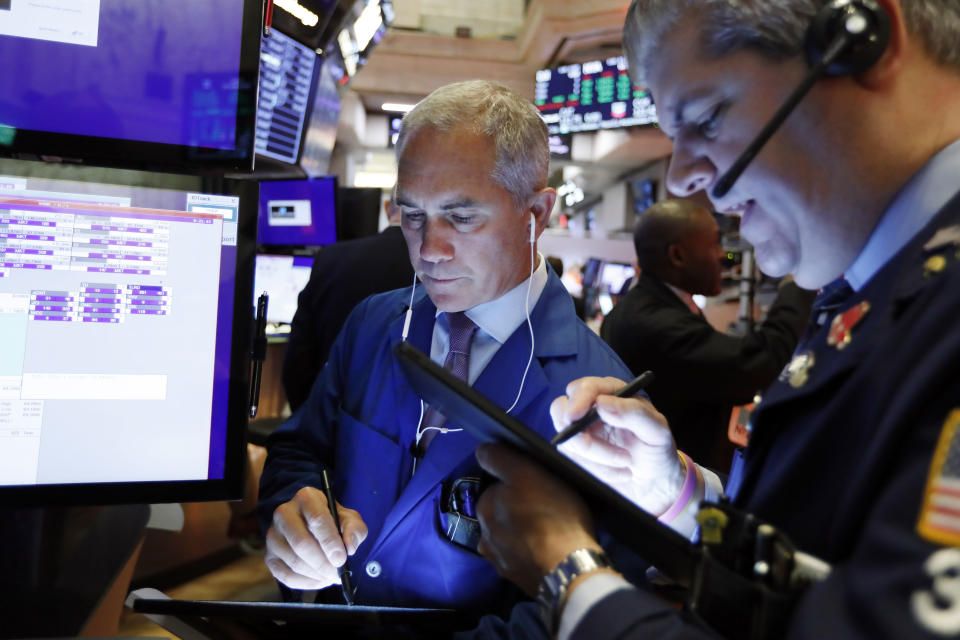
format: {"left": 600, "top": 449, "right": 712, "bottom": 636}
{"left": 394, "top": 341, "right": 696, "bottom": 584}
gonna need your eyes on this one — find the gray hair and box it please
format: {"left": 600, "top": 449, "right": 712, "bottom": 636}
{"left": 623, "top": 0, "right": 960, "bottom": 85}
{"left": 395, "top": 80, "right": 549, "bottom": 208}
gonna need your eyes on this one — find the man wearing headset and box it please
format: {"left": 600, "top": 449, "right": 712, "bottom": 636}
{"left": 256, "top": 80, "right": 632, "bottom": 615}
{"left": 474, "top": 1, "right": 960, "bottom": 638}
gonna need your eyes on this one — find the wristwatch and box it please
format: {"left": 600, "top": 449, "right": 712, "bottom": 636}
{"left": 536, "top": 547, "right": 614, "bottom": 636}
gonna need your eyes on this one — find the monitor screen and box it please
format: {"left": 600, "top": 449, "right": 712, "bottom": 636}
{"left": 0, "top": 161, "right": 255, "bottom": 505}
{"left": 0, "top": 0, "right": 261, "bottom": 172}
{"left": 535, "top": 56, "right": 657, "bottom": 135}
{"left": 258, "top": 177, "right": 337, "bottom": 247}
{"left": 300, "top": 58, "right": 342, "bottom": 178}
{"left": 599, "top": 262, "right": 636, "bottom": 295}
{"left": 256, "top": 28, "right": 317, "bottom": 165}
{"left": 254, "top": 254, "right": 313, "bottom": 326}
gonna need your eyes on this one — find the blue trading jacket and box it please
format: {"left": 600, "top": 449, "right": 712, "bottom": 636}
{"left": 258, "top": 270, "right": 631, "bottom": 612}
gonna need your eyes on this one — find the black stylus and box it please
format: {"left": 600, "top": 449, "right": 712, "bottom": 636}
{"left": 550, "top": 370, "right": 655, "bottom": 446}
{"left": 321, "top": 469, "right": 355, "bottom": 605}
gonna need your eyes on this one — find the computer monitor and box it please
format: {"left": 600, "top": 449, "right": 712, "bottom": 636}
{"left": 256, "top": 28, "right": 317, "bottom": 165}
{"left": 0, "top": 0, "right": 262, "bottom": 172}
{"left": 0, "top": 160, "right": 256, "bottom": 505}
{"left": 258, "top": 177, "right": 337, "bottom": 248}
{"left": 535, "top": 56, "right": 657, "bottom": 135}
{"left": 254, "top": 254, "right": 314, "bottom": 327}
{"left": 599, "top": 262, "right": 635, "bottom": 295}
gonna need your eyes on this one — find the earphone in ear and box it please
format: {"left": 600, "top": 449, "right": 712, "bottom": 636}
{"left": 805, "top": 0, "right": 891, "bottom": 76}
{"left": 529, "top": 212, "right": 536, "bottom": 244}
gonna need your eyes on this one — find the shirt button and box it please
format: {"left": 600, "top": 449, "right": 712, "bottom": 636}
{"left": 366, "top": 561, "right": 382, "bottom": 578}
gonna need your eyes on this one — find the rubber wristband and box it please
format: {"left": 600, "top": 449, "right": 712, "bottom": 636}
{"left": 659, "top": 451, "right": 696, "bottom": 525}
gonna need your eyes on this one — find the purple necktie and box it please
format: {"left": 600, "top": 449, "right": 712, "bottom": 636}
{"left": 417, "top": 311, "right": 478, "bottom": 454}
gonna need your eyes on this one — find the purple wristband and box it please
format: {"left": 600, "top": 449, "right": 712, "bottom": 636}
{"left": 659, "top": 451, "right": 696, "bottom": 525}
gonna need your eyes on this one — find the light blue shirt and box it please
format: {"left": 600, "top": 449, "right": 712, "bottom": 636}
{"left": 846, "top": 137, "right": 960, "bottom": 291}
{"left": 430, "top": 255, "right": 549, "bottom": 384}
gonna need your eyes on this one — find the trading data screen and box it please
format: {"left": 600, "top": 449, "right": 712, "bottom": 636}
{"left": 256, "top": 28, "right": 316, "bottom": 164}
{"left": 0, "top": 173, "right": 241, "bottom": 486}
{"left": 535, "top": 56, "right": 657, "bottom": 134}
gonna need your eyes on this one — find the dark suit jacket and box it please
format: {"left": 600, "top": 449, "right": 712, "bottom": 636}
{"left": 573, "top": 193, "right": 960, "bottom": 639}
{"left": 600, "top": 275, "right": 814, "bottom": 469}
{"left": 282, "top": 226, "right": 414, "bottom": 411}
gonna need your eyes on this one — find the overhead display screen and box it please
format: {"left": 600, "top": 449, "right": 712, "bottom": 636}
{"left": 0, "top": 0, "right": 261, "bottom": 171}
{"left": 256, "top": 28, "right": 317, "bottom": 165}
{"left": 535, "top": 56, "right": 657, "bottom": 135}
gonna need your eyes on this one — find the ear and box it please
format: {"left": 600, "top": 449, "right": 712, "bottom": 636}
{"left": 856, "top": 0, "right": 907, "bottom": 90}
{"left": 528, "top": 188, "right": 557, "bottom": 241}
{"left": 667, "top": 243, "right": 686, "bottom": 268}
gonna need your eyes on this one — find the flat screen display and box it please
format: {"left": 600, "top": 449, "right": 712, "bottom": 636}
{"left": 535, "top": 56, "right": 657, "bottom": 135}
{"left": 0, "top": 0, "right": 261, "bottom": 172}
{"left": 258, "top": 177, "right": 337, "bottom": 247}
{"left": 0, "top": 161, "right": 255, "bottom": 505}
{"left": 254, "top": 254, "right": 313, "bottom": 326}
{"left": 599, "top": 262, "right": 635, "bottom": 295}
{"left": 256, "top": 28, "right": 317, "bottom": 165}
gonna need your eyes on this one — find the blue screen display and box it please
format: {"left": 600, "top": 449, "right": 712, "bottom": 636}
{"left": 258, "top": 178, "right": 337, "bottom": 246}
{"left": 0, "top": 0, "right": 245, "bottom": 150}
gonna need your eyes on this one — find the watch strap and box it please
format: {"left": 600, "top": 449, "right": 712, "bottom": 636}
{"left": 536, "top": 547, "right": 613, "bottom": 635}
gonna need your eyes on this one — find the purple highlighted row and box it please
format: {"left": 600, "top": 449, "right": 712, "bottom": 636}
{"left": 82, "top": 297, "right": 121, "bottom": 304}
{"left": 32, "top": 304, "right": 74, "bottom": 312}
{"left": 81, "top": 317, "right": 120, "bottom": 323}
{"left": 33, "top": 295, "right": 74, "bottom": 302}
{"left": 1, "top": 248, "right": 53, "bottom": 256}
{"left": 83, "top": 287, "right": 122, "bottom": 294}
{"left": 0, "top": 218, "right": 56, "bottom": 227}
{"left": 1, "top": 262, "right": 52, "bottom": 270}
{"left": 1, "top": 233, "right": 54, "bottom": 241}
{"left": 31, "top": 315, "right": 73, "bottom": 322}
{"left": 82, "top": 306, "right": 119, "bottom": 314}
{"left": 128, "top": 284, "right": 164, "bottom": 291}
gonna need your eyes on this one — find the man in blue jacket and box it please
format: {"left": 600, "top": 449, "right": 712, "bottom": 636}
{"left": 257, "top": 80, "right": 631, "bottom": 614}
{"left": 474, "top": 0, "right": 960, "bottom": 638}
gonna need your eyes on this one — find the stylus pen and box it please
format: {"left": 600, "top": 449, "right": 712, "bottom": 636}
{"left": 321, "top": 469, "right": 355, "bottom": 605}
{"left": 550, "top": 370, "right": 655, "bottom": 446}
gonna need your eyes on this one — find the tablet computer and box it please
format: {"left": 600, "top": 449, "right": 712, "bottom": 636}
{"left": 394, "top": 341, "right": 696, "bottom": 584}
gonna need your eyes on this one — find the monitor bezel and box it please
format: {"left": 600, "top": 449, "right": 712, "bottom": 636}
{"left": 0, "top": 160, "right": 257, "bottom": 506}
{"left": 0, "top": 0, "right": 263, "bottom": 174}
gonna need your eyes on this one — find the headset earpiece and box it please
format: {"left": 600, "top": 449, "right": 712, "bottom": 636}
{"left": 529, "top": 212, "right": 536, "bottom": 244}
{"left": 805, "top": 0, "right": 891, "bottom": 76}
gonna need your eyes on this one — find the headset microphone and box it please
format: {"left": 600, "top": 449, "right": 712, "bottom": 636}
{"left": 711, "top": 0, "right": 890, "bottom": 199}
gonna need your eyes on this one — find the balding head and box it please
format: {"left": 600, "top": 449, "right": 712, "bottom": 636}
{"left": 634, "top": 199, "right": 723, "bottom": 296}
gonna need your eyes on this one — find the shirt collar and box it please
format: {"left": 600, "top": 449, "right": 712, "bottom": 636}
{"left": 436, "top": 254, "right": 549, "bottom": 344}
{"left": 845, "top": 137, "right": 960, "bottom": 291}
{"left": 665, "top": 282, "right": 702, "bottom": 315}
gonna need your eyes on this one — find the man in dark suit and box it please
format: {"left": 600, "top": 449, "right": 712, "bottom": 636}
{"left": 473, "top": 1, "right": 960, "bottom": 638}
{"left": 600, "top": 199, "right": 813, "bottom": 469}
{"left": 281, "top": 197, "right": 414, "bottom": 411}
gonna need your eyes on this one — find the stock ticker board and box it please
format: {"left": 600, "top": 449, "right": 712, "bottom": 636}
{"left": 535, "top": 56, "right": 657, "bottom": 134}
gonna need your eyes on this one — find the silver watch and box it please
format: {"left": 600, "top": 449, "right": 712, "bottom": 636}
{"left": 536, "top": 547, "right": 613, "bottom": 635}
